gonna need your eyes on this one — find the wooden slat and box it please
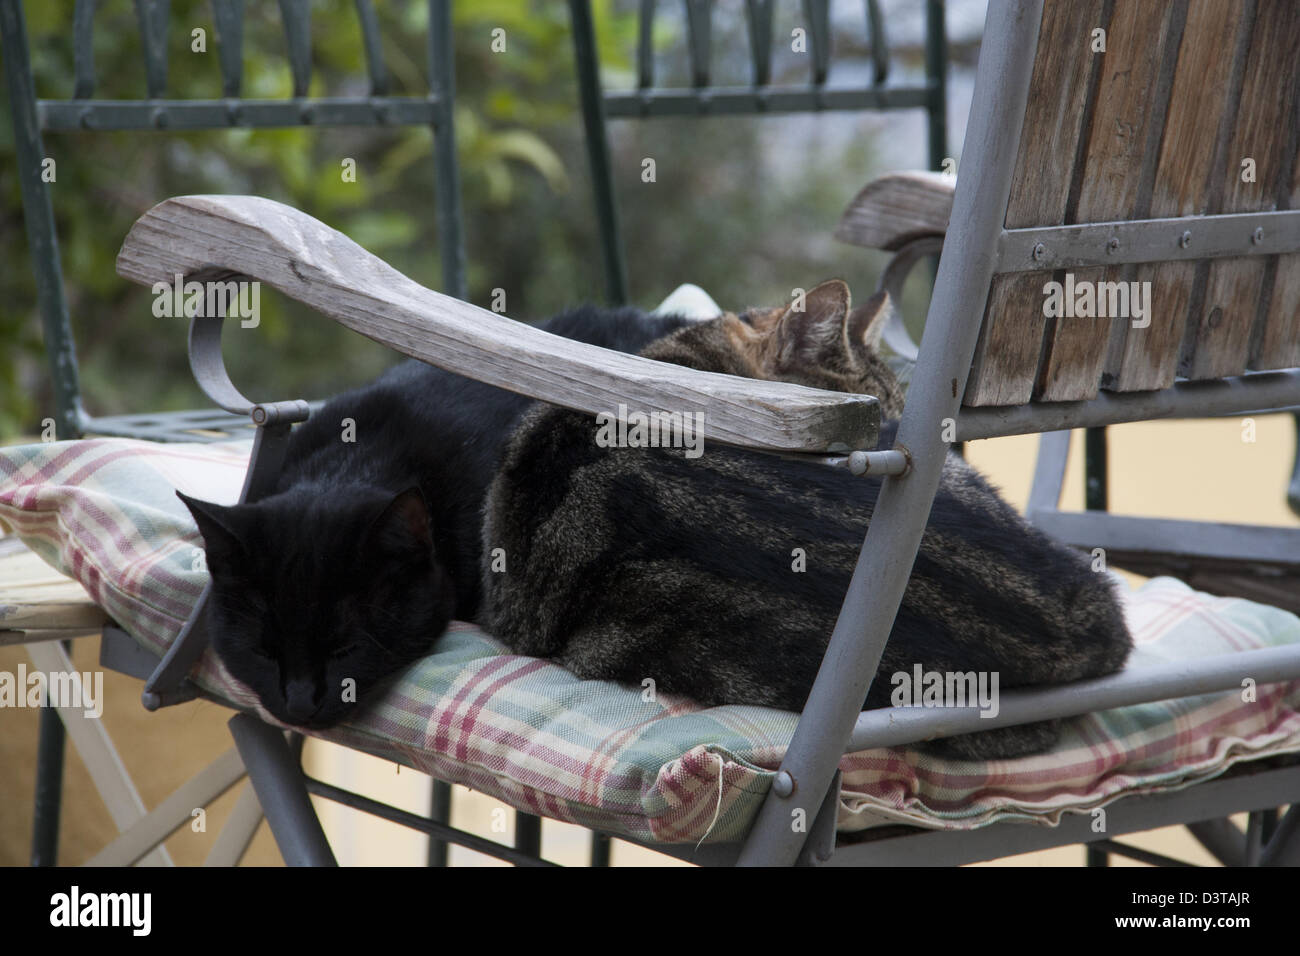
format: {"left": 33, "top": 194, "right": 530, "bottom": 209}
{"left": 964, "top": 0, "right": 1107, "bottom": 407}
{"left": 1250, "top": 30, "right": 1300, "bottom": 370}
{"left": 1108, "top": 0, "right": 1253, "bottom": 391}
{"left": 1183, "top": 1, "right": 1300, "bottom": 380}
{"left": 0, "top": 538, "right": 107, "bottom": 632}
{"left": 115, "top": 195, "right": 880, "bottom": 453}
{"left": 1254, "top": 251, "right": 1300, "bottom": 369}
{"left": 1036, "top": 1, "right": 1183, "bottom": 402}
{"left": 834, "top": 170, "right": 953, "bottom": 251}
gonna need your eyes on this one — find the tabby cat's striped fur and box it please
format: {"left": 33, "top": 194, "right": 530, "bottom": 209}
{"left": 481, "top": 281, "right": 1132, "bottom": 759}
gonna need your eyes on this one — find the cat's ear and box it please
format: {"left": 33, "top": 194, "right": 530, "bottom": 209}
{"left": 772, "top": 279, "right": 852, "bottom": 371}
{"left": 845, "top": 290, "right": 894, "bottom": 362}
{"left": 177, "top": 492, "right": 249, "bottom": 569}
{"left": 367, "top": 487, "right": 433, "bottom": 558}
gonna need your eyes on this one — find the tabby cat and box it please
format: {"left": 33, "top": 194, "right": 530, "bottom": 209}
{"left": 179, "top": 307, "right": 691, "bottom": 729}
{"left": 480, "top": 280, "right": 1133, "bottom": 759}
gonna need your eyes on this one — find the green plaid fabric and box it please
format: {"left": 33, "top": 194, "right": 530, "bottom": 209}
{"left": 4, "top": 436, "right": 1300, "bottom": 844}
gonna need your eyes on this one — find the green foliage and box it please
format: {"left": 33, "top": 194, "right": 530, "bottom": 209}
{"left": 0, "top": 1, "right": 901, "bottom": 440}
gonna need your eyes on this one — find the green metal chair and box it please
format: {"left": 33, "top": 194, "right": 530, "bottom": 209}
{"left": 567, "top": 0, "right": 949, "bottom": 306}
{"left": 3, "top": 0, "right": 467, "bottom": 445}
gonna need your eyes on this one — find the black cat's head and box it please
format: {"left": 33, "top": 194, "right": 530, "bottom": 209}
{"left": 178, "top": 485, "right": 454, "bottom": 729}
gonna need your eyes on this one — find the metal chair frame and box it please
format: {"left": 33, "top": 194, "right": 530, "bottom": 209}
{"left": 10, "top": 0, "right": 1300, "bottom": 867}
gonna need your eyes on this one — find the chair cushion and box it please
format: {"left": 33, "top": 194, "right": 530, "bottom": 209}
{"left": 4, "top": 435, "right": 1300, "bottom": 845}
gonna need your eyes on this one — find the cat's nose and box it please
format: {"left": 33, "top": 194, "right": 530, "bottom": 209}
{"left": 284, "top": 678, "right": 320, "bottom": 724}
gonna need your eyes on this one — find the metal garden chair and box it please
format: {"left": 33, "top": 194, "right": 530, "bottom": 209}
{"left": 1, "top": 0, "right": 470, "bottom": 866}
{"left": 5, "top": 2, "right": 955, "bottom": 866}
{"left": 89, "top": 0, "right": 1300, "bottom": 866}
{"left": 566, "top": 0, "right": 949, "bottom": 306}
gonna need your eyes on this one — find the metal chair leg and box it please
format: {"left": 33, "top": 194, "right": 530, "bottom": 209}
{"left": 427, "top": 780, "right": 452, "bottom": 866}
{"left": 1260, "top": 804, "right": 1300, "bottom": 867}
{"left": 515, "top": 812, "right": 542, "bottom": 858}
{"left": 227, "top": 714, "right": 336, "bottom": 866}
{"left": 30, "top": 703, "right": 66, "bottom": 866}
{"left": 590, "top": 832, "right": 612, "bottom": 867}
{"left": 1187, "top": 818, "right": 1247, "bottom": 866}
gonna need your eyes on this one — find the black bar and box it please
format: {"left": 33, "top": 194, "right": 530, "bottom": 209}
{"left": 39, "top": 97, "right": 442, "bottom": 131}
{"left": 925, "top": 0, "right": 947, "bottom": 172}
{"left": 303, "top": 776, "right": 557, "bottom": 867}
{"left": 604, "top": 84, "right": 932, "bottom": 118}
{"left": 427, "top": 780, "right": 451, "bottom": 867}
{"left": 590, "top": 832, "right": 612, "bottom": 867}
{"left": 1091, "top": 839, "right": 1195, "bottom": 868}
{"left": 30, "top": 705, "right": 66, "bottom": 866}
{"left": 515, "top": 812, "right": 542, "bottom": 858}
{"left": 569, "top": 0, "right": 629, "bottom": 304}
{"left": 428, "top": 0, "right": 467, "bottom": 299}
{"left": 1085, "top": 427, "right": 1108, "bottom": 511}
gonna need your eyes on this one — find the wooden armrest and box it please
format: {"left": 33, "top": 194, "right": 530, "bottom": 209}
{"left": 835, "top": 170, "right": 954, "bottom": 251}
{"left": 116, "top": 196, "right": 878, "bottom": 453}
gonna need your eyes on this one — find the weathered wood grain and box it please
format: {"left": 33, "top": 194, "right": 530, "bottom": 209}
{"left": 115, "top": 196, "right": 880, "bottom": 453}
{"left": 965, "top": 0, "right": 1107, "bottom": 407}
{"left": 1254, "top": 240, "right": 1300, "bottom": 369}
{"left": 0, "top": 539, "right": 107, "bottom": 633}
{"left": 1250, "top": 20, "right": 1300, "bottom": 371}
{"left": 1108, "top": 0, "right": 1248, "bottom": 391}
{"left": 1184, "top": 0, "right": 1300, "bottom": 380}
{"left": 1037, "top": 1, "right": 1182, "bottom": 402}
{"left": 834, "top": 170, "right": 954, "bottom": 251}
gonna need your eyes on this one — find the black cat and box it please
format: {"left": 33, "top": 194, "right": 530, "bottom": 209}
{"left": 179, "top": 307, "right": 691, "bottom": 728}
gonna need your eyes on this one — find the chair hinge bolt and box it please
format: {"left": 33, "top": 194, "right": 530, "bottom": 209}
{"left": 772, "top": 771, "right": 796, "bottom": 798}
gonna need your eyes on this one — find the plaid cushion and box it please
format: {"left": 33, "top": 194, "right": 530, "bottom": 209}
{"left": 3, "top": 436, "right": 1299, "bottom": 844}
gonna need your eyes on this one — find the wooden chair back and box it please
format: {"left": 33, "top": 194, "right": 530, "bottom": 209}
{"left": 964, "top": 0, "right": 1300, "bottom": 408}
